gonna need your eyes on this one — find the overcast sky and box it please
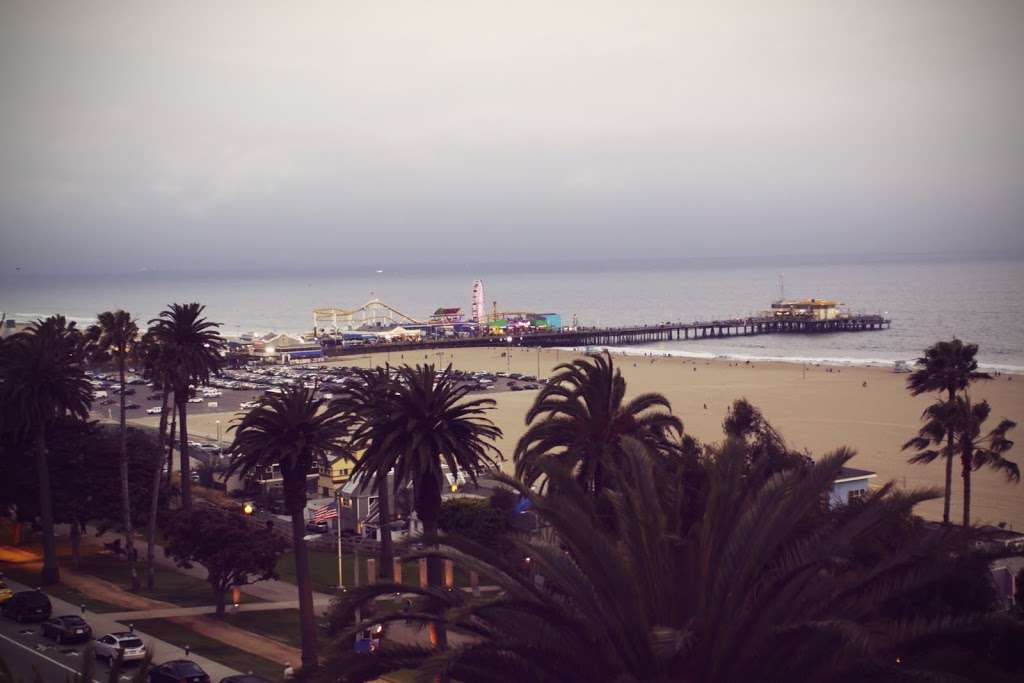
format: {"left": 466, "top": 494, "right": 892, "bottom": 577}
{"left": 1, "top": 1, "right": 1022, "bottom": 275}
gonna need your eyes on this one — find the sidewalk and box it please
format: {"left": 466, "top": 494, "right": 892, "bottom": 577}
{"left": 4, "top": 576, "right": 242, "bottom": 681}
{"left": 88, "top": 527, "right": 337, "bottom": 610}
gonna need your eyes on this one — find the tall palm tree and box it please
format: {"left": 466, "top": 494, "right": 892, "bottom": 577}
{"left": 906, "top": 339, "right": 991, "bottom": 524}
{"left": 333, "top": 367, "right": 397, "bottom": 581}
{"left": 147, "top": 303, "right": 224, "bottom": 512}
{"left": 907, "top": 397, "right": 1019, "bottom": 527}
{"left": 346, "top": 364, "right": 501, "bottom": 650}
{"left": 515, "top": 351, "right": 681, "bottom": 493}
{"left": 327, "top": 440, "right": 977, "bottom": 683}
{"left": 86, "top": 310, "right": 140, "bottom": 591}
{"left": 0, "top": 316, "right": 92, "bottom": 584}
{"left": 135, "top": 329, "right": 174, "bottom": 590}
{"left": 225, "top": 386, "right": 349, "bottom": 671}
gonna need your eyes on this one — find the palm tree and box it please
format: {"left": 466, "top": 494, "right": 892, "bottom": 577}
{"left": 327, "top": 440, "right": 978, "bottom": 683}
{"left": 346, "top": 363, "right": 501, "bottom": 651}
{"left": 86, "top": 310, "right": 140, "bottom": 591}
{"left": 906, "top": 339, "right": 991, "bottom": 524}
{"left": 908, "top": 397, "right": 1019, "bottom": 527}
{"left": 135, "top": 329, "right": 174, "bottom": 590}
{"left": 225, "top": 386, "right": 349, "bottom": 671}
{"left": 515, "top": 351, "right": 681, "bottom": 493}
{"left": 333, "top": 367, "right": 398, "bottom": 581}
{"left": 0, "top": 316, "right": 92, "bottom": 584}
{"left": 147, "top": 303, "right": 225, "bottom": 512}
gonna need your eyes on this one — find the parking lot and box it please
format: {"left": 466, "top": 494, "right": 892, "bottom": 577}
{"left": 87, "top": 363, "right": 545, "bottom": 429}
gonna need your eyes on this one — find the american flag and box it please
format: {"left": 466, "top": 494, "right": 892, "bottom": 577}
{"left": 312, "top": 501, "right": 338, "bottom": 522}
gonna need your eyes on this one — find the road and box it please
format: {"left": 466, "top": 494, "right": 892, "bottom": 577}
{"left": 0, "top": 579, "right": 241, "bottom": 682}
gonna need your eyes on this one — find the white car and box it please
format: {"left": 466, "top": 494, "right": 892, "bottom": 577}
{"left": 145, "top": 407, "right": 161, "bottom": 415}
{"left": 94, "top": 632, "right": 147, "bottom": 664}
{"left": 188, "top": 397, "right": 203, "bottom": 403}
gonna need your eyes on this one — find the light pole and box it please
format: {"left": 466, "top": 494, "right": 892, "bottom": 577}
{"left": 216, "top": 420, "right": 221, "bottom": 447}
{"left": 536, "top": 347, "right": 540, "bottom": 378}
{"left": 506, "top": 336, "right": 513, "bottom": 374}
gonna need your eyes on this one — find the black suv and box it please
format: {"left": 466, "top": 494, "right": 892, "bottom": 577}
{"left": 149, "top": 660, "right": 210, "bottom": 683}
{"left": 2, "top": 590, "right": 52, "bottom": 622}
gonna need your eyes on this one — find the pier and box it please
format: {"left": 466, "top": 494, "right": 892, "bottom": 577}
{"left": 319, "top": 313, "right": 891, "bottom": 358}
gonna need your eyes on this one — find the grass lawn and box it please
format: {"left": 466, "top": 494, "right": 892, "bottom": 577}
{"left": 73, "top": 554, "right": 264, "bottom": 607}
{"left": 131, "top": 618, "right": 282, "bottom": 681}
{"left": 224, "top": 609, "right": 302, "bottom": 649}
{"left": 276, "top": 550, "right": 468, "bottom": 593}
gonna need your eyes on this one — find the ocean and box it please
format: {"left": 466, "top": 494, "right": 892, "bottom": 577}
{"left": 2, "top": 255, "right": 1022, "bottom": 372}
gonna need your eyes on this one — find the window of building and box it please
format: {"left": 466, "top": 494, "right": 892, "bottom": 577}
{"left": 848, "top": 488, "right": 867, "bottom": 502}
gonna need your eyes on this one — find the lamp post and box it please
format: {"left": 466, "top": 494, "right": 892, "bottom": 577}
{"left": 506, "top": 336, "right": 513, "bottom": 374}
{"left": 216, "top": 420, "right": 221, "bottom": 447}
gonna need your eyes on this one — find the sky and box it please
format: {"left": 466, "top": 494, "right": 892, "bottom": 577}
{"left": 1, "top": 1, "right": 1022, "bottom": 275}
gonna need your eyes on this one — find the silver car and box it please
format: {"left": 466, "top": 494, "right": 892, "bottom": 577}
{"left": 94, "top": 632, "right": 147, "bottom": 664}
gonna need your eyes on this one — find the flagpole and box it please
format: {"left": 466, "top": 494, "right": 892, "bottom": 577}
{"left": 342, "top": 491, "right": 350, "bottom": 593}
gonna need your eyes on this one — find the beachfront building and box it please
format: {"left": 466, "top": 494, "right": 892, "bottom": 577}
{"left": 253, "top": 333, "right": 322, "bottom": 362}
{"left": 770, "top": 298, "right": 843, "bottom": 320}
{"left": 429, "top": 307, "right": 464, "bottom": 325}
{"left": 318, "top": 454, "right": 355, "bottom": 498}
{"left": 828, "top": 467, "right": 877, "bottom": 507}
{"left": 487, "top": 312, "right": 562, "bottom": 335}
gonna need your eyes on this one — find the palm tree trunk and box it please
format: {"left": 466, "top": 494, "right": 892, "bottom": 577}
{"left": 166, "top": 397, "right": 177, "bottom": 488}
{"left": 178, "top": 395, "right": 192, "bottom": 512}
{"left": 942, "top": 388, "right": 955, "bottom": 525}
{"left": 69, "top": 518, "right": 81, "bottom": 570}
{"left": 377, "top": 479, "right": 394, "bottom": 581}
{"left": 147, "top": 388, "right": 170, "bottom": 590}
{"left": 417, "top": 474, "right": 447, "bottom": 652}
{"left": 35, "top": 425, "right": 60, "bottom": 585}
{"left": 285, "top": 480, "right": 318, "bottom": 670}
{"left": 119, "top": 358, "right": 139, "bottom": 592}
{"left": 961, "top": 443, "right": 973, "bottom": 528}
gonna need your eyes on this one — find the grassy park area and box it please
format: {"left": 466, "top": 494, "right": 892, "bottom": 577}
{"left": 131, "top": 618, "right": 283, "bottom": 681}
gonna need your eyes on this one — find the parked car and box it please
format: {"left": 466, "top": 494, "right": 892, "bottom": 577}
{"left": 149, "top": 659, "right": 210, "bottom": 683}
{"left": 2, "top": 590, "right": 52, "bottom": 622}
{"left": 188, "top": 397, "right": 203, "bottom": 403}
{"left": 0, "top": 579, "right": 12, "bottom": 603}
{"left": 40, "top": 615, "right": 92, "bottom": 643}
{"left": 94, "top": 632, "right": 147, "bottom": 664}
{"left": 124, "top": 403, "right": 141, "bottom": 410}
{"left": 220, "top": 676, "right": 273, "bottom": 683}
{"left": 305, "top": 520, "right": 329, "bottom": 534}
{"left": 145, "top": 407, "right": 162, "bottom": 415}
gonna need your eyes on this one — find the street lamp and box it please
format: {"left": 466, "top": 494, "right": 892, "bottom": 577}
{"left": 243, "top": 502, "right": 254, "bottom": 515}
{"left": 216, "top": 420, "right": 221, "bottom": 447}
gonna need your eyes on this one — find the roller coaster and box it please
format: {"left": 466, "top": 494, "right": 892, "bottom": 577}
{"left": 313, "top": 299, "right": 425, "bottom": 333}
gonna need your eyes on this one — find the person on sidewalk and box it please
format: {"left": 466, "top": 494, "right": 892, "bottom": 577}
{"left": 283, "top": 662, "right": 295, "bottom": 680}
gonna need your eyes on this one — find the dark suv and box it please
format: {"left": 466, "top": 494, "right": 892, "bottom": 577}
{"left": 1, "top": 590, "right": 52, "bottom": 622}
{"left": 149, "top": 660, "right": 210, "bottom": 683}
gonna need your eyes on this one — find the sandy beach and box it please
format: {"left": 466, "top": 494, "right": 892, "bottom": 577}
{"left": 135, "top": 347, "right": 1024, "bottom": 532}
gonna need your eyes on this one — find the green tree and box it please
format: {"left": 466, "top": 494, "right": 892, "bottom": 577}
{"left": 86, "top": 310, "right": 141, "bottom": 591}
{"left": 327, "top": 440, "right": 986, "bottom": 683}
{"left": 345, "top": 363, "right": 501, "bottom": 652}
{"left": 905, "top": 339, "right": 991, "bottom": 524}
{"left": 163, "top": 507, "right": 287, "bottom": 616}
{"left": 225, "top": 386, "right": 348, "bottom": 670}
{"left": 0, "top": 316, "right": 92, "bottom": 584}
{"left": 147, "top": 303, "right": 225, "bottom": 512}
{"left": 515, "top": 351, "right": 681, "bottom": 494}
